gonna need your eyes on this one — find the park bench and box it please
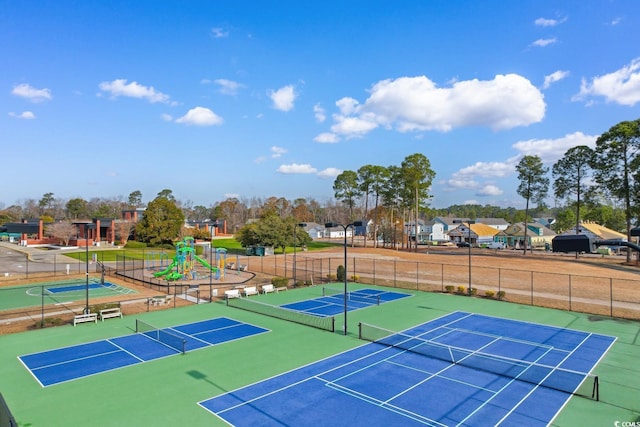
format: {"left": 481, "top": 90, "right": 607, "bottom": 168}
{"left": 73, "top": 312, "right": 98, "bottom": 326}
{"left": 261, "top": 284, "right": 275, "bottom": 294}
{"left": 276, "top": 286, "right": 287, "bottom": 293}
{"left": 224, "top": 289, "right": 240, "bottom": 299}
{"left": 99, "top": 307, "right": 123, "bottom": 321}
{"left": 243, "top": 286, "right": 258, "bottom": 297}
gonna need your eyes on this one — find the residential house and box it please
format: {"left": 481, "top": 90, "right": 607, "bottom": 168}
{"left": 500, "top": 222, "right": 556, "bottom": 250}
{"left": 448, "top": 222, "right": 500, "bottom": 246}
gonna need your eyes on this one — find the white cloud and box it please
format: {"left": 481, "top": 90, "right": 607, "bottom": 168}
{"left": 330, "top": 114, "right": 378, "bottom": 137}
{"left": 574, "top": 58, "right": 640, "bottom": 106}
{"left": 276, "top": 163, "right": 317, "bottom": 174}
{"left": 512, "top": 131, "right": 598, "bottom": 164}
{"left": 454, "top": 161, "right": 516, "bottom": 179}
{"left": 268, "top": 85, "right": 297, "bottom": 111}
{"left": 314, "top": 132, "right": 340, "bottom": 143}
{"left": 531, "top": 38, "right": 558, "bottom": 47}
{"left": 8, "top": 111, "right": 36, "bottom": 119}
{"left": 442, "top": 177, "right": 479, "bottom": 191}
{"left": 214, "top": 79, "right": 245, "bottom": 95}
{"left": 543, "top": 70, "right": 570, "bottom": 89}
{"left": 317, "top": 168, "right": 342, "bottom": 179}
{"left": 534, "top": 17, "right": 566, "bottom": 27}
{"left": 271, "top": 146, "right": 287, "bottom": 158}
{"left": 314, "top": 104, "right": 326, "bottom": 122}
{"left": 326, "top": 74, "right": 544, "bottom": 139}
{"left": 175, "top": 107, "right": 223, "bottom": 126}
{"left": 11, "top": 83, "right": 52, "bottom": 102}
{"left": 476, "top": 185, "right": 503, "bottom": 196}
{"left": 224, "top": 193, "right": 239, "bottom": 199}
{"left": 211, "top": 27, "right": 229, "bottom": 38}
{"left": 609, "top": 17, "right": 622, "bottom": 26}
{"left": 98, "top": 79, "right": 170, "bottom": 104}
{"left": 464, "top": 199, "right": 479, "bottom": 205}
{"left": 161, "top": 113, "right": 173, "bottom": 122}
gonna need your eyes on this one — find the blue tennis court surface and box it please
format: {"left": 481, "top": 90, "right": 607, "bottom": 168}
{"left": 281, "top": 288, "right": 411, "bottom": 316}
{"left": 199, "top": 312, "right": 615, "bottom": 426}
{"left": 46, "top": 282, "right": 111, "bottom": 293}
{"left": 19, "top": 317, "right": 268, "bottom": 387}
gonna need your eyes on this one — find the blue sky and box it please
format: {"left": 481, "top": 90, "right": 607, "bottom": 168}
{"left": 3, "top": 1, "right": 640, "bottom": 210}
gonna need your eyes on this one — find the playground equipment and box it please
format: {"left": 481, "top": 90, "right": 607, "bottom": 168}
{"left": 153, "top": 237, "right": 219, "bottom": 281}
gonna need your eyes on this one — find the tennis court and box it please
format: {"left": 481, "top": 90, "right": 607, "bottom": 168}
{"left": 0, "top": 279, "right": 135, "bottom": 310}
{"left": 19, "top": 317, "right": 268, "bottom": 386}
{"left": 0, "top": 285, "right": 638, "bottom": 426}
{"left": 281, "top": 287, "right": 411, "bottom": 316}
{"left": 199, "top": 311, "right": 614, "bottom": 426}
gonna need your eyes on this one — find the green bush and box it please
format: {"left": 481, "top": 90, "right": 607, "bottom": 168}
{"left": 468, "top": 287, "right": 478, "bottom": 296}
{"left": 271, "top": 277, "right": 289, "bottom": 287}
{"left": 484, "top": 290, "right": 495, "bottom": 298}
{"left": 336, "top": 265, "right": 346, "bottom": 282}
{"left": 125, "top": 241, "right": 147, "bottom": 249}
{"left": 497, "top": 290, "right": 506, "bottom": 300}
{"left": 444, "top": 285, "right": 455, "bottom": 293}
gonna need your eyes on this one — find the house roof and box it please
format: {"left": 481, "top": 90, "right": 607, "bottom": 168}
{"left": 503, "top": 222, "right": 556, "bottom": 237}
{"left": 470, "top": 223, "right": 500, "bottom": 237}
{"left": 579, "top": 221, "right": 626, "bottom": 240}
{"left": 475, "top": 218, "right": 509, "bottom": 226}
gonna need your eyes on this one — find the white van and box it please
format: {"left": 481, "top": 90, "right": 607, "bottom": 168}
{"left": 486, "top": 241, "right": 506, "bottom": 249}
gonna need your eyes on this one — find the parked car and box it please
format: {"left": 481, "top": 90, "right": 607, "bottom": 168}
{"left": 456, "top": 242, "right": 470, "bottom": 248}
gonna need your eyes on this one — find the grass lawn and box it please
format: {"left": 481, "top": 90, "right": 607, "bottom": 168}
{"left": 61, "top": 238, "right": 341, "bottom": 262}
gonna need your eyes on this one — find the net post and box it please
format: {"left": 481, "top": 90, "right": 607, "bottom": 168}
{"left": 331, "top": 316, "right": 335, "bottom": 333}
{"left": 358, "top": 322, "right": 362, "bottom": 339}
{"left": 593, "top": 376, "right": 599, "bottom": 401}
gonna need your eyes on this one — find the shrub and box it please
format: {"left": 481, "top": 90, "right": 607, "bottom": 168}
{"left": 326, "top": 273, "right": 337, "bottom": 281}
{"left": 350, "top": 274, "right": 360, "bottom": 282}
{"left": 295, "top": 280, "right": 305, "bottom": 287}
{"left": 497, "top": 290, "right": 506, "bottom": 300}
{"left": 444, "top": 285, "right": 455, "bottom": 293}
{"left": 271, "top": 277, "right": 289, "bottom": 287}
{"left": 456, "top": 286, "right": 466, "bottom": 294}
{"left": 468, "top": 287, "right": 478, "bottom": 296}
{"left": 484, "top": 290, "right": 495, "bottom": 299}
{"left": 336, "top": 265, "right": 346, "bottom": 282}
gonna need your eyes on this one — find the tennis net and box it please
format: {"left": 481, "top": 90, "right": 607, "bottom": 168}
{"left": 322, "top": 287, "right": 380, "bottom": 306}
{"left": 358, "top": 322, "right": 599, "bottom": 400}
{"left": 135, "top": 319, "right": 186, "bottom": 354}
{"left": 226, "top": 297, "right": 335, "bottom": 332}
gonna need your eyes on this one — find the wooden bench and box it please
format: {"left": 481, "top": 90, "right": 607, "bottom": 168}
{"left": 243, "top": 286, "right": 258, "bottom": 297}
{"left": 261, "top": 284, "right": 275, "bottom": 294}
{"left": 224, "top": 289, "right": 240, "bottom": 299}
{"left": 73, "top": 313, "right": 98, "bottom": 326}
{"left": 99, "top": 307, "right": 122, "bottom": 321}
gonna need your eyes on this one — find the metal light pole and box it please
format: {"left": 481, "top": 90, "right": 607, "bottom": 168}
{"left": 85, "top": 223, "right": 90, "bottom": 314}
{"left": 454, "top": 219, "right": 475, "bottom": 296}
{"left": 293, "top": 222, "right": 306, "bottom": 286}
{"left": 325, "top": 220, "right": 363, "bottom": 336}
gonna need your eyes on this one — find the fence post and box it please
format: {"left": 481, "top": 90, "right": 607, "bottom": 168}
{"left": 610, "top": 278, "right": 613, "bottom": 317}
{"left": 394, "top": 260, "right": 397, "bottom": 288}
{"left": 530, "top": 271, "right": 534, "bottom": 305}
{"left": 569, "top": 275, "right": 572, "bottom": 311}
{"left": 416, "top": 261, "right": 419, "bottom": 291}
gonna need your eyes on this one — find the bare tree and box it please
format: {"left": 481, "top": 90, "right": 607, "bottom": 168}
{"left": 46, "top": 221, "right": 78, "bottom": 246}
